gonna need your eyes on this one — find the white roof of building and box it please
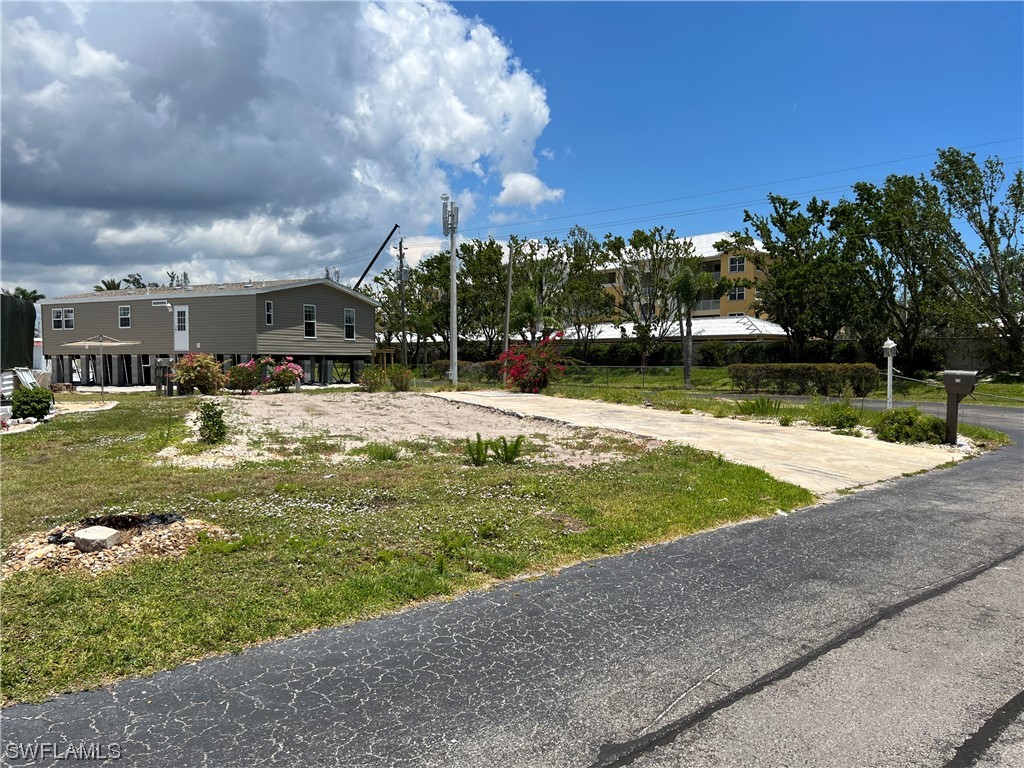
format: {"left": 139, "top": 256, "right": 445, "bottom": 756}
{"left": 561, "top": 316, "right": 786, "bottom": 341}
{"left": 682, "top": 231, "right": 765, "bottom": 259}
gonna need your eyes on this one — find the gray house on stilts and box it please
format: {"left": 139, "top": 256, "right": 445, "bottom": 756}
{"left": 40, "top": 278, "right": 379, "bottom": 386}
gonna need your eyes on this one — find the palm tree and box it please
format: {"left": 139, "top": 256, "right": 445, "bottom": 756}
{"left": 671, "top": 265, "right": 719, "bottom": 389}
{"left": 93, "top": 278, "right": 123, "bottom": 291}
{"left": 3, "top": 286, "right": 46, "bottom": 302}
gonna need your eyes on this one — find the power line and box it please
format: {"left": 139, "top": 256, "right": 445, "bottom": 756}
{"left": 452, "top": 136, "right": 1024, "bottom": 237}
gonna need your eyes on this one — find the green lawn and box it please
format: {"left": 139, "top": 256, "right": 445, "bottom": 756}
{"left": 0, "top": 393, "right": 811, "bottom": 704}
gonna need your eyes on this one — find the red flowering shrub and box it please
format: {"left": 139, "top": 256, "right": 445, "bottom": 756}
{"left": 498, "top": 332, "right": 567, "bottom": 393}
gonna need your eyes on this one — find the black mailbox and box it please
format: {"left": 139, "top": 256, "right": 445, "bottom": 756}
{"left": 942, "top": 370, "right": 977, "bottom": 397}
{"left": 941, "top": 369, "right": 978, "bottom": 444}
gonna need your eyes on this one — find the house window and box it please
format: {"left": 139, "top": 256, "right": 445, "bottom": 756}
{"left": 344, "top": 308, "right": 356, "bottom": 340}
{"left": 52, "top": 309, "right": 64, "bottom": 330}
{"left": 303, "top": 304, "right": 316, "bottom": 338}
{"left": 728, "top": 286, "right": 745, "bottom": 301}
{"left": 119, "top": 305, "right": 131, "bottom": 329}
{"left": 729, "top": 256, "right": 746, "bottom": 273}
{"left": 62, "top": 308, "right": 75, "bottom": 330}
{"left": 176, "top": 309, "right": 187, "bottom": 332}
{"left": 265, "top": 301, "right": 273, "bottom": 326}
{"left": 728, "top": 312, "right": 745, "bottom": 317}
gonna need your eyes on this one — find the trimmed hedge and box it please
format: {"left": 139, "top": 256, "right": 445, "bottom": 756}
{"left": 728, "top": 363, "right": 879, "bottom": 397}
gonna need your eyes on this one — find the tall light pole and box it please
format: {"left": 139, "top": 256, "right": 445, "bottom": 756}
{"left": 883, "top": 338, "right": 897, "bottom": 410}
{"left": 442, "top": 193, "right": 459, "bottom": 387}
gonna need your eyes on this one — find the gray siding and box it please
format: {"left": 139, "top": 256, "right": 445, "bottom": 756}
{"left": 41, "top": 298, "right": 174, "bottom": 356}
{"left": 41, "top": 295, "right": 258, "bottom": 356}
{"left": 257, "top": 285, "right": 375, "bottom": 357}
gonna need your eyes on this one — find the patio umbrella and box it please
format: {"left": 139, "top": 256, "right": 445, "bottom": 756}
{"left": 59, "top": 334, "right": 142, "bottom": 401}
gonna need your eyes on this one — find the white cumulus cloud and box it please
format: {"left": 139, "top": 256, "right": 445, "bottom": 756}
{"left": 495, "top": 172, "right": 565, "bottom": 208}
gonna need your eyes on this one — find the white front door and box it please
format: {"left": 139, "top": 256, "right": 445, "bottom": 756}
{"left": 173, "top": 306, "right": 190, "bottom": 352}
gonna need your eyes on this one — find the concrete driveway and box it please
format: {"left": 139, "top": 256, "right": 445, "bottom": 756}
{"left": 432, "top": 391, "right": 965, "bottom": 495}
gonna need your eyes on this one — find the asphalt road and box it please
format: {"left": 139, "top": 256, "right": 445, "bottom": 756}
{"left": 2, "top": 407, "right": 1021, "bottom": 767}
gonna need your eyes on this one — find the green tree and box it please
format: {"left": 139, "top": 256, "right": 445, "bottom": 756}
{"left": 367, "top": 268, "right": 404, "bottom": 348}
{"left": 557, "top": 225, "right": 615, "bottom": 354}
{"left": 122, "top": 273, "right": 158, "bottom": 289}
{"left": 93, "top": 278, "right": 122, "bottom": 291}
{"left": 458, "top": 238, "right": 507, "bottom": 358}
{"left": 2, "top": 287, "right": 46, "bottom": 301}
{"left": 510, "top": 237, "right": 561, "bottom": 344}
{"left": 671, "top": 256, "right": 732, "bottom": 388}
{"left": 832, "top": 174, "right": 960, "bottom": 372}
{"left": 931, "top": 148, "right": 1024, "bottom": 373}
{"left": 604, "top": 226, "right": 688, "bottom": 366}
{"left": 727, "top": 196, "right": 867, "bottom": 361}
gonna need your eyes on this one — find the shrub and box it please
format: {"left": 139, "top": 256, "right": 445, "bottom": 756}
{"left": 499, "top": 333, "right": 567, "bottom": 393}
{"left": 490, "top": 435, "right": 525, "bottom": 465}
{"left": 429, "top": 360, "right": 450, "bottom": 379}
{"left": 197, "top": 401, "right": 228, "bottom": 443}
{"left": 697, "top": 340, "right": 731, "bottom": 367}
{"left": 387, "top": 365, "right": 414, "bottom": 391}
{"left": 481, "top": 360, "right": 503, "bottom": 382}
{"left": 737, "top": 396, "right": 782, "bottom": 418}
{"left": 778, "top": 414, "right": 793, "bottom": 426}
{"left": 265, "top": 357, "right": 304, "bottom": 392}
{"left": 173, "top": 353, "right": 224, "bottom": 395}
{"left": 807, "top": 395, "right": 859, "bottom": 430}
{"left": 12, "top": 387, "right": 53, "bottom": 419}
{"left": 226, "top": 364, "right": 262, "bottom": 394}
{"left": 728, "top": 363, "right": 879, "bottom": 396}
{"left": 359, "top": 365, "right": 388, "bottom": 392}
{"left": 876, "top": 408, "right": 946, "bottom": 444}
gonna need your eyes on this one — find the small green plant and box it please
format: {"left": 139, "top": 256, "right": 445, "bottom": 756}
{"left": 465, "top": 433, "right": 489, "bottom": 466}
{"left": 876, "top": 407, "right": 946, "bottom": 444}
{"left": 352, "top": 442, "right": 400, "bottom": 461}
{"left": 778, "top": 414, "right": 793, "bottom": 427}
{"left": 173, "top": 353, "right": 225, "bottom": 395}
{"left": 807, "top": 395, "right": 859, "bottom": 430}
{"left": 359, "top": 365, "right": 389, "bottom": 392}
{"left": 490, "top": 435, "right": 525, "bottom": 465}
{"left": 196, "top": 401, "right": 228, "bottom": 443}
{"left": 11, "top": 387, "right": 53, "bottom": 419}
{"left": 387, "top": 365, "right": 414, "bottom": 392}
{"left": 736, "top": 396, "right": 782, "bottom": 418}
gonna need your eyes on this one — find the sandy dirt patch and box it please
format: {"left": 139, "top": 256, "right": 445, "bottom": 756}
{"left": 156, "top": 391, "right": 656, "bottom": 468}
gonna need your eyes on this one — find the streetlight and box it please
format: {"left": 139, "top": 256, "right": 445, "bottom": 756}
{"left": 882, "top": 339, "right": 897, "bottom": 410}
{"left": 442, "top": 193, "right": 459, "bottom": 387}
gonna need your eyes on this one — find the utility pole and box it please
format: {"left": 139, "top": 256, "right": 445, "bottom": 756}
{"left": 442, "top": 193, "right": 459, "bottom": 387}
{"left": 398, "top": 238, "right": 408, "bottom": 368}
{"left": 502, "top": 241, "right": 514, "bottom": 385}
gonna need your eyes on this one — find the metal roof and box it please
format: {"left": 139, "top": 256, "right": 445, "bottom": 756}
{"left": 42, "top": 278, "right": 380, "bottom": 307}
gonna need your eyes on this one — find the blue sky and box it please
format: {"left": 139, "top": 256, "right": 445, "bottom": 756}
{"left": 451, "top": 1, "right": 1023, "bottom": 244}
{"left": 1, "top": 1, "right": 1021, "bottom": 298}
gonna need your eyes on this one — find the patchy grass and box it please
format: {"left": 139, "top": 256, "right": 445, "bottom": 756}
{"left": 0, "top": 392, "right": 811, "bottom": 704}
{"left": 870, "top": 376, "right": 1024, "bottom": 407}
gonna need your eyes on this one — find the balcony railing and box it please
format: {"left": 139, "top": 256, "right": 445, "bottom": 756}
{"left": 693, "top": 299, "right": 720, "bottom": 311}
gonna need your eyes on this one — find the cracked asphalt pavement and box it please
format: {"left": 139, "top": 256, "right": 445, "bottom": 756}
{"left": 2, "top": 407, "right": 1021, "bottom": 767}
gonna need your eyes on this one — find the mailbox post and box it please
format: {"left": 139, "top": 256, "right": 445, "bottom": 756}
{"left": 942, "top": 370, "right": 977, "bottom": 445}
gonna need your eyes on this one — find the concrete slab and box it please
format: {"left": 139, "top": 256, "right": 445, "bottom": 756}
{"left": 74, "top": 526, "right": 121, "bottom": 552}
{"left": 431, "top": 391, "right": 964, "bottom": 495}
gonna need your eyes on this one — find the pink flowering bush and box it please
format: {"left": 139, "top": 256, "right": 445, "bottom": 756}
{"left": 226, "top": 356, "right": 303, "bottom": 393}
{"left": 266, "top": 356, "right": 304, "bottom": 392}
{"left": 498, "top": 332, "right": 567, "bottom": 393}
{"left": 172, "top": 353, "right": 225, "bottom": 395}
